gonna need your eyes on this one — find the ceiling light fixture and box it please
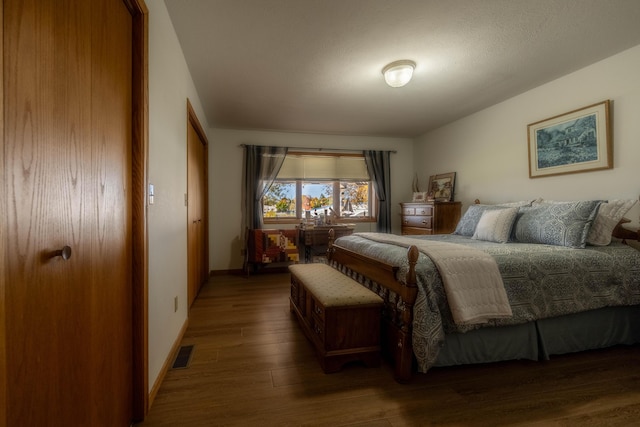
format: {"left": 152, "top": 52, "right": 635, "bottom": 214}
{"left": 382, "top": 60, "right": 416, "bottom": 88}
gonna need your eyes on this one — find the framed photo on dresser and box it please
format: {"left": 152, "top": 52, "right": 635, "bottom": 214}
{"left": 412, "top": 192, "right": 429, "bottom": 202}
{"left": 427, "top": 172, "right": 455, "bottom": 202}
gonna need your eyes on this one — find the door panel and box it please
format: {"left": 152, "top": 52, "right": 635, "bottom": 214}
{"left": 5, "top": 0, "right": 93, "bottom": 422}
{"left": 3, "top": 0, "right": 132, "bottom": 424}
{"left": 187, "top": 108, "right": 208, "bottom": 308}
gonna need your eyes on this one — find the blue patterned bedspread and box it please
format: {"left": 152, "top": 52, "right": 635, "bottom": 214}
{"left": 333, "top": 233, "right": 640, "bottom": 372}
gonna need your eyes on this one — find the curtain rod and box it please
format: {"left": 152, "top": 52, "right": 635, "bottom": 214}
{"left": 239, "top": 143, "right": 396, "bottom": 154}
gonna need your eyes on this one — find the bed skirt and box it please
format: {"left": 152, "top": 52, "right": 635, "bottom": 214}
{"left": 434, "top": 305, "right": 640, "bottom": 367}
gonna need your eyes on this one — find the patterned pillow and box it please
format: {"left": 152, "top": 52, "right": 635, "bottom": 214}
{"left": 472, "top": 207, "right": 519, "bottom": 243}
{"left": 454, "top": 202, "right": 531, "bottom": 236}
{"left": 454, "top": 205, "right": 499, "bottom": 236}
{"left": 512, "top": 200, "right": 603, "bottom": 248}
{"left": 587, "top": 199, "right": 637, "bottom": 246}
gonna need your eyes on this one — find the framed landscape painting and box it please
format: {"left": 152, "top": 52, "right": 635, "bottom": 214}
{"left": 527, "top": 100, "right": 612, "bottom": 178}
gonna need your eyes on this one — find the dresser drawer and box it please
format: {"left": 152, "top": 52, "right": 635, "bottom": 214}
{"left": 402, "top": 207, "right": 416, "bottom": 215}
{"left": 402, "top": 205, "right": 434, "bottom": 216}
{"left": 414, "top": 205, "right": 433, "bottom": 216}
{"left": 402, "top": 215, "right": 432, "bottom": 229}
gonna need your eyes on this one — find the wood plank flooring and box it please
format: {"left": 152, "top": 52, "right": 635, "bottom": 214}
{"left": 138, "top": 273, "right": 640, "bottom": 426}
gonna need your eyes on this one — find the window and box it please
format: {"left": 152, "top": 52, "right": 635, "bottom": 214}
{"left": 263, "top": 181, "right": 296, "bottom": 219}
{"left": 262, "top": 152, "right": 375, "bottom": 222}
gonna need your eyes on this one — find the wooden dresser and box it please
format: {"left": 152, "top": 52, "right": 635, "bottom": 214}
{"left": 400, "top": 201, "right": 461, "bottom": 235}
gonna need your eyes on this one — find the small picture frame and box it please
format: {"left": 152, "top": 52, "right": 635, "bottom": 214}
{"left": 412, "top": 192, "right": 428, "bottom": 202}
{"left": 427, "top": 172, "right": 456, "bottom": 202}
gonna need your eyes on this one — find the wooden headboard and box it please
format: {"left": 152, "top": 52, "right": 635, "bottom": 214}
{"left": 612, "top": 218, "right": 640, "bottom": 242}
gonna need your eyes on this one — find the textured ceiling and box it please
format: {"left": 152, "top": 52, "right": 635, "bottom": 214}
{"left": 164, "top": 0, "right": 640, "bottom": 138}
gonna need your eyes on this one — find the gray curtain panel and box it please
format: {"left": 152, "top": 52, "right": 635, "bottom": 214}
{"left": 242, "top": 145, "right": 288, "bottom": 231}
{"left": 364, "top": 150, "right": 392, "bottom": 233}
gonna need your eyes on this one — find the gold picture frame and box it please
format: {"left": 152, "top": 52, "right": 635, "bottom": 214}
{"left": 427, "top": 172, "right": 455, "bottom": 202}
{"left": 527, "top": 100, "right": 612, "bottom": 178}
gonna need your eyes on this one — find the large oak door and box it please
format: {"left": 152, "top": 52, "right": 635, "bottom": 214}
{"left": 187, "top": 102, "right": 209, "bottom": 308}
{"left": 3, "top": 0, "right": 133, "bottom": 424}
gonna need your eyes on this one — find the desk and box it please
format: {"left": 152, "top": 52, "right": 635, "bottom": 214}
{"left": 298, "top": 225, "right": 354, "bottom": 262}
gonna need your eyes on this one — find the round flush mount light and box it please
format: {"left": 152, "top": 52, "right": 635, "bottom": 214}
{"left": 382, "top": 60, "right": 416, "bottom": 88}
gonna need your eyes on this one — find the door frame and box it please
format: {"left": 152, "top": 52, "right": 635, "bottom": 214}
{"left": 0, "top": 0, "right": 150, "bottom": 423}
{"left": 1, "top": 2, "right": 6, "bottom": 424}
{"left": 127, "top": 0, "right": 150, "bottom": 421}
{"left": 186, "top": 99, "right": 210, "bottom": 308}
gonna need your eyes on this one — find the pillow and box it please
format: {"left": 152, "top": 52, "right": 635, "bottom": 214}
{"left": 454, "top": 202, "right": 532, "bottom": 236}
{"left": 587, "top": 199, "right": 637, "bottom": 246}
{"left": 472, "top": 207, "right": 519, "bottom": 243}
{"left": 454, "top": 205, "right": 504, "bottom": 236}
{"left": 512, "top": 200, "right": 603, "bottom": 248}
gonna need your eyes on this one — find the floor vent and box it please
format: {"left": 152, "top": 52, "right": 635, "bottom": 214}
{"left": 172, "top": 345, "right": 194, "bottom": 369}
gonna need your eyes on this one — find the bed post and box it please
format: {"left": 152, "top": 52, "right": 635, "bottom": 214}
{"left": 327, "top": 228, "right": 335, "bottom": 260}
{"left": 394, "top": 245, "right": 419, "bottom": 382}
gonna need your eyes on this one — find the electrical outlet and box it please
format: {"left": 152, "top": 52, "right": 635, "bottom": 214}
{"left": 174, "top": 296, "right": 178, "bottom": 313}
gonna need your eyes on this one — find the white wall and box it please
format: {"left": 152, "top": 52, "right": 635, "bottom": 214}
{"left": 414, "top": 44, "right": 640, "bottom": 224}
{"left": 148, "top": 0, "right": 209, "bottom": 392}
{"left": 147, "top": 4, "right": 640, "bottom": 395}
{"left": 209, "top": 129, "right": 414, "bottom": 271}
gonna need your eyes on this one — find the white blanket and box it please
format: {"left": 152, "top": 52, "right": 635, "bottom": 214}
{"left": 356, "top": 233, "right": 512, "bottom": 324}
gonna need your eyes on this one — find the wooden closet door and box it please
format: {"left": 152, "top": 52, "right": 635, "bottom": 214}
{"left": 187, "top": 105, "right": 209, "bottom": 308}
{"left": 3, "top": 0, "right": 133, "bottom": 425}
{"left": 187, "top": 123, "right": 202, "bottom": 306}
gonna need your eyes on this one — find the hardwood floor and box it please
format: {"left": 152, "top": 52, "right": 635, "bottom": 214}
{"left": 138, "top": 273, "right": 640, "bottom": 426}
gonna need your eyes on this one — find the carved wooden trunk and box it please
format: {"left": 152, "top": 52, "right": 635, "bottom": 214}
{"left": 289, "top": 264, "right": 383, "bottom": 373}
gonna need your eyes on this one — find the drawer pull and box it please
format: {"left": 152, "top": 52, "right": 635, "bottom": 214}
{"left": 314, "top": 324, "right": 323, "bottom": 335}
{"left": 315, "top": 306, "right": 323, "bottom": 315}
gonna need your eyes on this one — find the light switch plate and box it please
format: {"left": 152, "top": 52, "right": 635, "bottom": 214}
{"left": 149, "top": 183, "right": 155, "bottom": 205}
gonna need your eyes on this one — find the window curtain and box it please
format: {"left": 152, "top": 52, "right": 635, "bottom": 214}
{"left": 364, "top": 150, "right": 392, "bottom": 233}
{"left": 242, "top": 145, "right": 288, "bottom": 230}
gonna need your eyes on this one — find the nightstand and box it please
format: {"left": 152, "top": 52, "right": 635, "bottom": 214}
{"left": 613, "top": 220, "right": 640, "bottom": 250}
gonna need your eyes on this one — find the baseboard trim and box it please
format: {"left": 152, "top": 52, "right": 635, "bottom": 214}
{"left": 148, "top": 317, "right": 189, "bottom": 408}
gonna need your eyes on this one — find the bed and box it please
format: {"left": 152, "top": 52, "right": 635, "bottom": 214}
{"left": 326, "top": 199, "right": 640, "bottom": 382}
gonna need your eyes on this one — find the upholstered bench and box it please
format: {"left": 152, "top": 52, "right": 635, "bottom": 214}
{"left": 288, "top": 263, "right": 383, "bottom": 373}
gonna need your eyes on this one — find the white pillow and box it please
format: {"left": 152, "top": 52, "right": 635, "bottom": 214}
{"left": 472, "top": 207, "right": 519, "bottom": 243}
{"left": 587, "top": 199, "right": 637, "bottom": 246}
